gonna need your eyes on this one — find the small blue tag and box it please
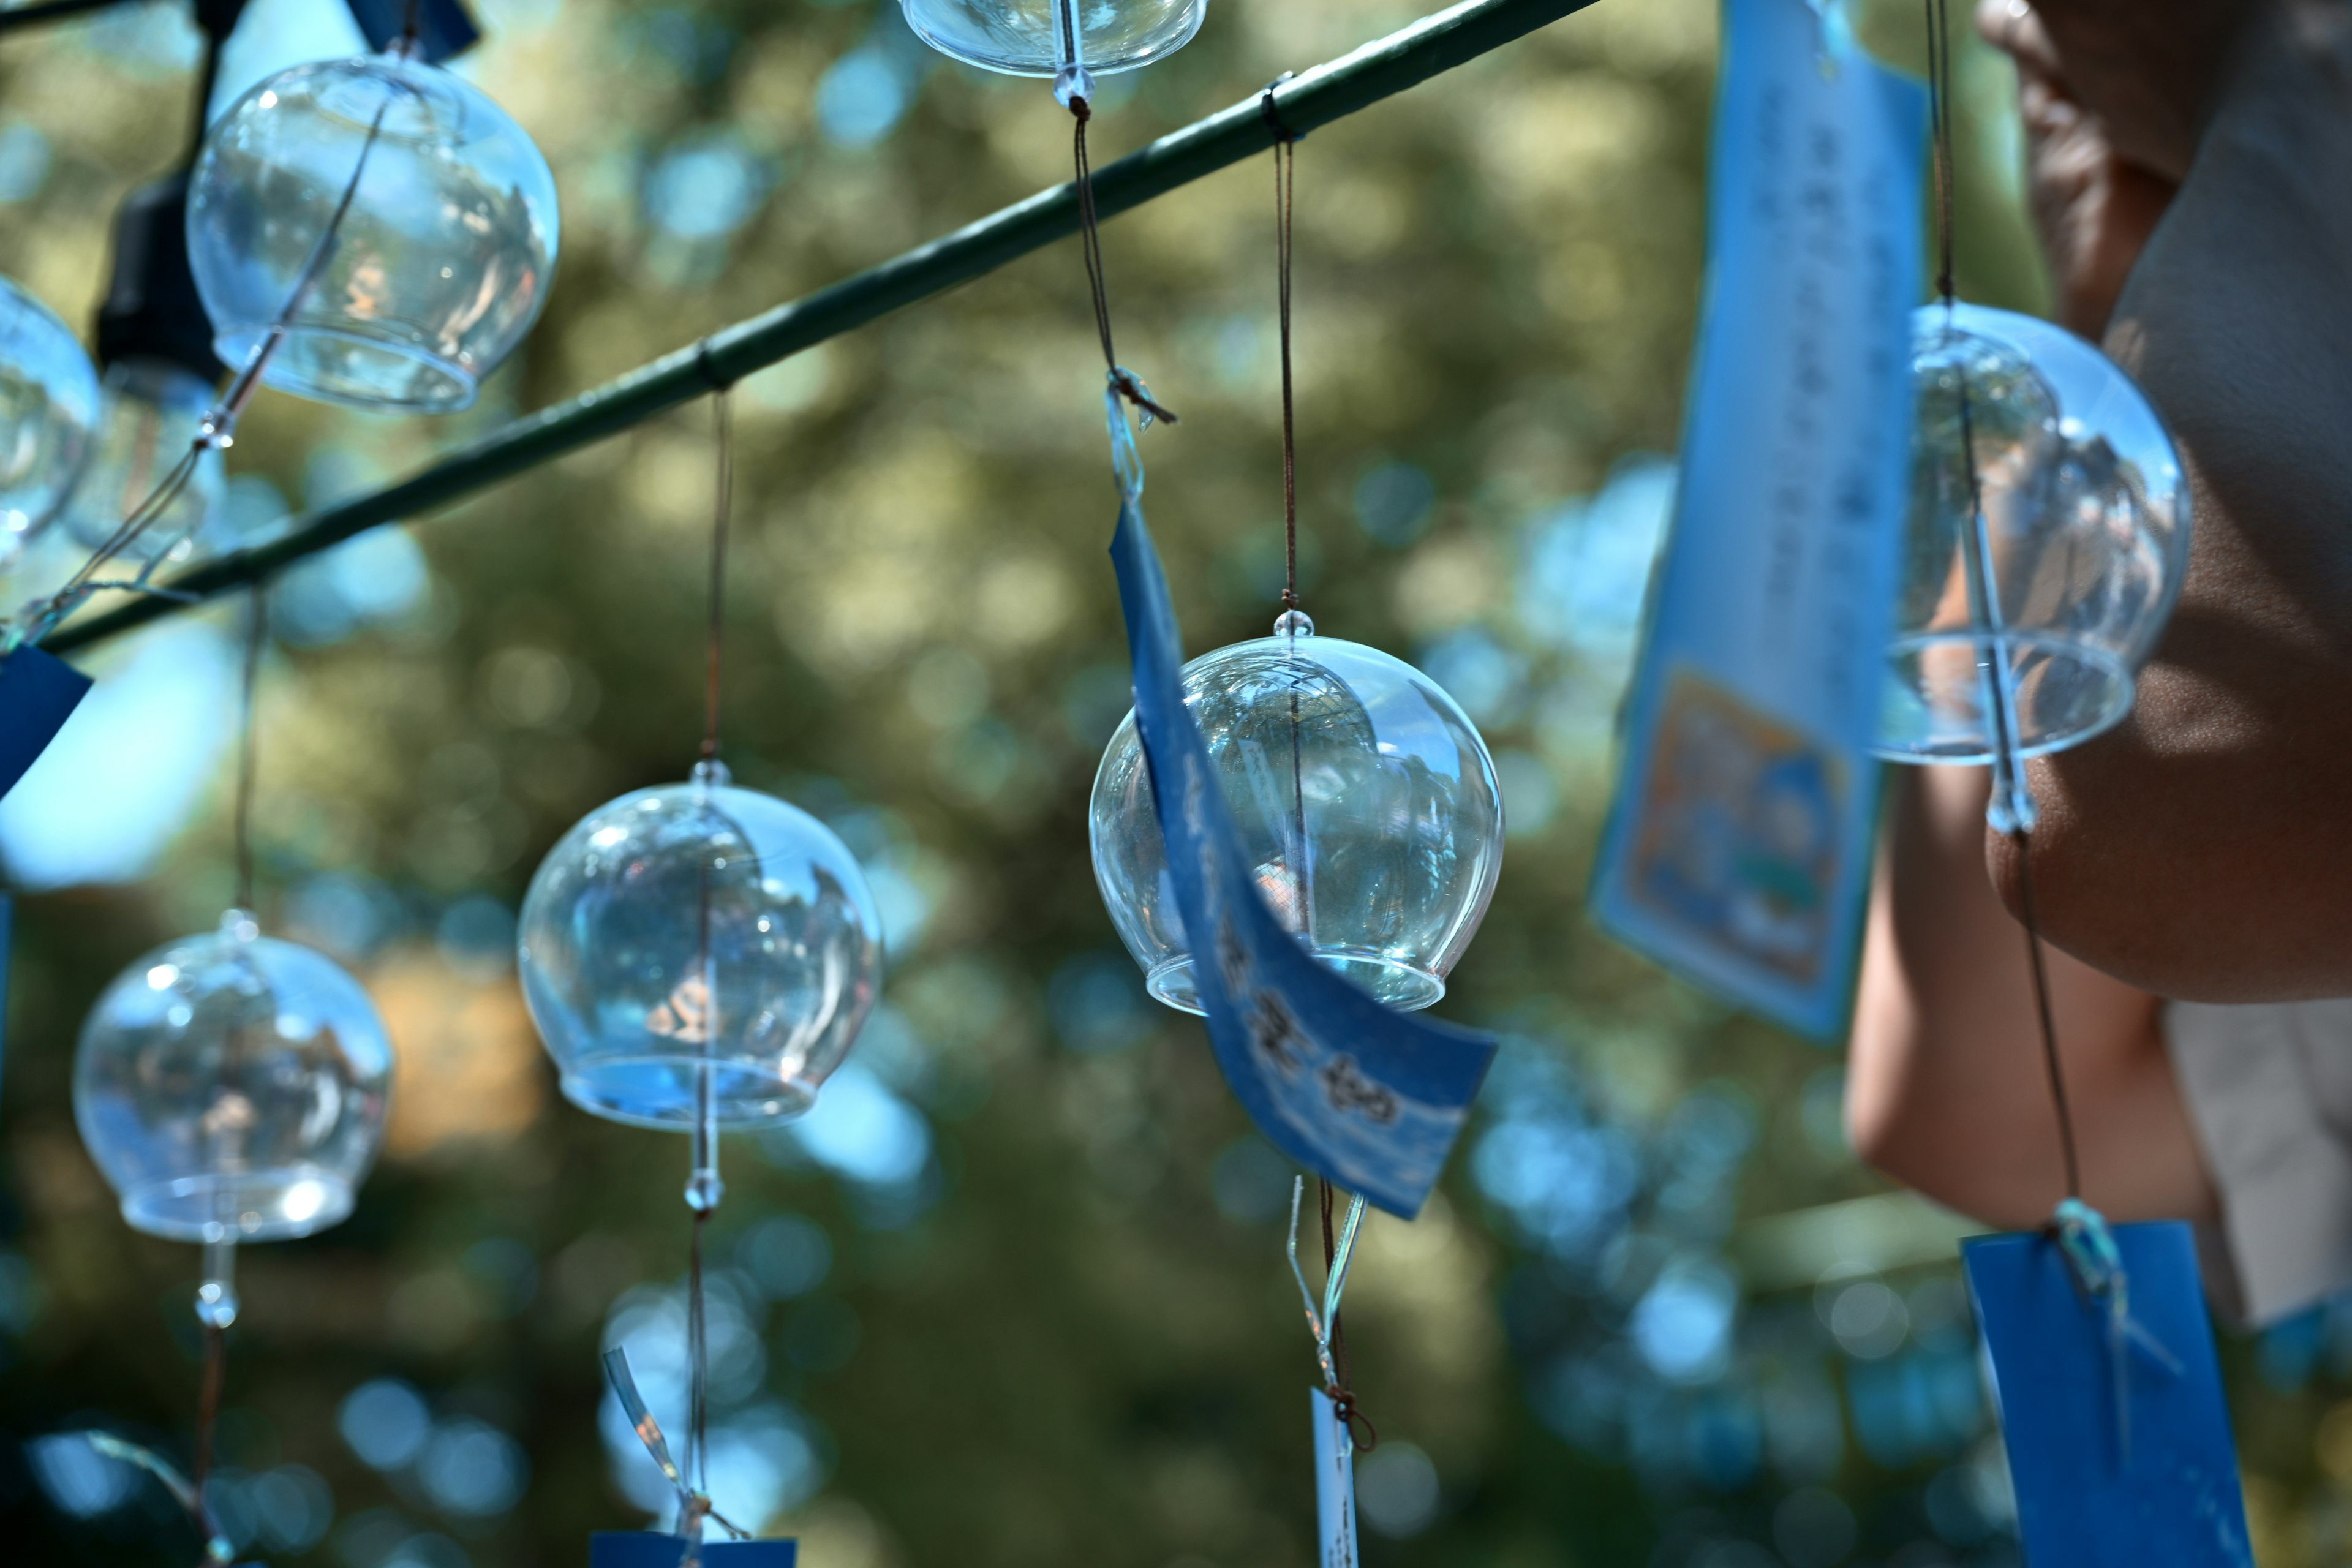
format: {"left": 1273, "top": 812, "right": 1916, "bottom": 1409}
{"left": 0, "top": 643, "right": 92, "bottom": 801}
{"left": 342, "top": 0, "right": 481, "bottom": 62}
{"left": 1311, "top": 1388, "right": 1359, "bottom": 1568}
{"left": 588, "top": 1534, "right": 799, "bottom": 1568}
{"left": 1964, "top": 1220, "right": 2253, "bottom": 1567}
{"left": 1105, "top": 410, "right": 1496, "bottom": 1219}
{"left": 1589, "top": 0, "right": 1925, "bottom": 1039}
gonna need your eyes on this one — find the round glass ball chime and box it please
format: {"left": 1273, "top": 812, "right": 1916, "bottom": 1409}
{"left": 0, "top": 275, "right": 100, "bottom": 571}
{"left": 518, "top": 760, "right": 884, "bottom": 1210}
{"left": 1091, "top": 609, "right": 1506, "bottom": 1014}
{"left": 1877, "top": 303, "right": 2190, "bottom": 815}
{"left": 900, "top": 0, "right": 1206, "bottom": 79}
{"left": 186, "top": 44, "right": 560, "bottom": 413}
{"left": 74, "top": 907, "right": 395, "bottom": 1329}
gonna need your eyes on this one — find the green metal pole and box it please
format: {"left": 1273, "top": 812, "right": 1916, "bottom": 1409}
{"left": 44, "top": 0, "right": 1595, "bottom": 657}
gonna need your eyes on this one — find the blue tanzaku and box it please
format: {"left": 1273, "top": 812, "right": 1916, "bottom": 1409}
{"left": 1101, "top": 383, "right": 1496, "bottom": 1219}
{"left": 590, "top": 1534, "right": 797, "bottom": 1568}
{"left": 0, "top": 641, "right": 91, "bottom": 799}
{"left": 1964, "top": 1216, "right": 2253, "bottom": 1567}
{"left": 1590, "top": 0, "right": 1926, "bottom": 1040}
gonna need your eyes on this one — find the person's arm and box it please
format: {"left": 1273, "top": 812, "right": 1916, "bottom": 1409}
{"left": 1848, "top": 767, "right": 2217, "bottom": 1228}
{"left": 1997, "top": 2, "right": 2352, "bottom": 999}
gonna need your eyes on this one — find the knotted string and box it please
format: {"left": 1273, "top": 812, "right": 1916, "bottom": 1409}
{"left": 1286, "top": 1177, "right": 1377, "bottom": 1452}
{"left": 603, "top": 1348, "right": 751, "bottom": 1568}
{"left": 81, "top": 1433, "right": 235, "bottom": 1565}
{"left": 1065, "top": 96, "right": 1177, "bottom": 428}
{"left": 1266, "top": 75, "right": 1301, "bottom": 612}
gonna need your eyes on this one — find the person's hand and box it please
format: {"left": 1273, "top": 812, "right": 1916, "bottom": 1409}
{"left": 1976, "top": 0, "right": 2254, "bottom": 182}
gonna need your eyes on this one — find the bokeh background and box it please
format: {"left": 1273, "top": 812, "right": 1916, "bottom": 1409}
{"left": 1, "top": 1, "right": 2342, "bottom": 1565}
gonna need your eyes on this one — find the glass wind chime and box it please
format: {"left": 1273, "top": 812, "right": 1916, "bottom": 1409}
{"left": 518, "top": 388, "right": 881, "bottom": 1567}
{"left": 68, "top": 592, "right": 395, "bottom": 1561}
{"left": 1891, "top": 4, "right": 2248, "bottom": 1562}
{"left": 0, "top": 1, "right": 559, "bottom": 795}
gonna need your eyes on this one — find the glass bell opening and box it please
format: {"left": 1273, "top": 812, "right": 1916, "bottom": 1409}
{"left": 74, "top": 913, "right": 395, "bottom": 1245}
{"left": 899, "top": 0, "right": 1207, "bottom": 78}
{"left": 1877, "top": 303, "right": 2188, "bottom": 763}
{"left": 188, "top": 54, "right": 560, "bottom": 413}
{"left": 1090, "top": 614, "right": 1504, "bottom": 1016}
{"left": 519, "top": 766, "right": 884, "bottom": 1133}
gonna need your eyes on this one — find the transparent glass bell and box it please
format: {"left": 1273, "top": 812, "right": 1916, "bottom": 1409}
{"left": 900, "top": 0, "right": 1206, "bottom": 78}
{"left": 187, "top": 50, "right": 560, "bottom": 412}
{"left": 0, "top": 275, "right": 99, "bottom": 568}
{"left": 1091, "top": 612, "right": 1504, "bottom": 1014}
{"left": 74, "top": 908, "right": 394, "bottom": 1243}
{"left": 59, "top": 359, "right": 225, "bottom": 559}
{"left": 1879, "top": 302, "right": 2189, "bottom": 763}
{"left": 518, "top": 760, "right": 884, "bottom": 1131}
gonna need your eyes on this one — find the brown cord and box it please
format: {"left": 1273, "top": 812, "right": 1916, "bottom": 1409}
{"left": 702, "top": 388, "right": 733, "bottom": 764}
{"left": 230, "top": 585, "right": 263, "bottom": 913}
{"left": 687, "top": 1204, "right": 710, "bottom": 1493}
{"left": 1317, "top": 1180, "right": 1377, "bottom": 1452}
{"left": 190, "top": 1324, "right": 225, "bottom": 1512}
{"left": 1273, "top": 129, "right": 1299, "bottom": 612}
{"left": 1068, "top": 98, "right": 1178, "bottom": 426}
{"left": 1921, "top": 0, "right": 2084, "bottom": 1205}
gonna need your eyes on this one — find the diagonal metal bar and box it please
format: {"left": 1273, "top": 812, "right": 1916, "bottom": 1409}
{"left": 43, "top": 0, "right": 1595, "bottom": 657}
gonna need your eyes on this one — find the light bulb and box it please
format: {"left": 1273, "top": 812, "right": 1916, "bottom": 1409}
{"left": 74, "top": 908, "right": 394, "bottom": 1242}
{"left": 0, "top": 275, "right": 100, "bottom": 570}
{"left": 1879, "top": 303, "right": 2190, "bottom": 763}
{"left": 900, "top": 0, "right": 1207, "bottom": 78}
{"left": 59, "top": 358, "right": 225, "bottom": 560}
{"left": 187, "top": 50, "right": 560, "bottom": 412}
{"left": 1090, "top": 612, "right": 1505, "bottom": 1014}
{"left": 518, "top": 760, "right": 884, "bottom": 1129}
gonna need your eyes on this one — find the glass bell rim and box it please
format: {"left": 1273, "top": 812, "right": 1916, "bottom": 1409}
{"left": 1143, "top": 949, "right": 1447, "bottom": 1017}
{"left": 213, "top": 323, "right": 478, "bottom": 413}
{"left": 116, "top": 1167, "right": 356, "bottom": 1243}
{"left": 897, "top": 7, "right": 1204, "bottom": 80}
{"left": 1874, "top": 629, "right": 2136, "bottom": 764}
{"left": 559, "top": 1058, "right": 823, "bottom": 1131}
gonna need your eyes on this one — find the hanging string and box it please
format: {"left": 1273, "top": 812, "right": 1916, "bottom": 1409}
{"left": 1921, "top": 0, "right": 2082, "bottom": 1204}
{"left": 1065, "top": 97, "right": 1177, "bottom": 426}
{"left": 190, "top": 1323, "right": 227, "bottom": 1515}
{"left": 1317, "top": 1179, "right": 1377, "bottom": 1452}
{"left": 1269, "top": 85, "right": 1300, "bottom": 613}
{"left": 703, "top": 388, "right": 733, "bottom": 764}
{"left": 231, "top": 586, "right": 263, "bottom": 913}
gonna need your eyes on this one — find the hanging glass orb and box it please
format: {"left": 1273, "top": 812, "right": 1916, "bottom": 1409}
{"left": 73, "top": 908, "right": 394, "bottom": 1242}
{"left": 518, "top": 760, "right": 884, "bottom": 1130}
{"left": 59, "top": 358, "right": 225, "bottom": 559}
{"left": 1878, "top": 302, "right": 2189, "bottom": 763}
{"left": 900, "top": 0, "right": 1207, "bottom": 78}
{"left": 1090, "top": 611, "right": 1504, "bottom": 1015}
{"left": 0, "top": 276, "right": 99, "bottom": 568}
{"left": 187, "top": 50, "right": 560, "bottom": 412}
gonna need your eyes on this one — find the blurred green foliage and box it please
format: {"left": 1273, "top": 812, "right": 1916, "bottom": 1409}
{"left": 1, "top": 2, "right": 2343, "bottom": 1567}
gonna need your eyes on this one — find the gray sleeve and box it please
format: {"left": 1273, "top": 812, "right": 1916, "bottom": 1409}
{"left": 2165, "top": 998, "right": 2352, "bottom": 1326}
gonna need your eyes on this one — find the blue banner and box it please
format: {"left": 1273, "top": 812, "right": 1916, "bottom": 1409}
{"left": 1590, "top": 0, "right": 1925, "bottom": 1039}
{"left": 1964, "top": 1221, "right": 2252, "bottom": 1568}
{"left": 1102, "top": 393, "right": 1495, "bottom": 1219}
{"left": 0, "top": 643, "right": 91, "bottom": 802}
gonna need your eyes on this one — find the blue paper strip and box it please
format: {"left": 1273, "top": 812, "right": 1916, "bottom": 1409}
{"left": 589, "top": 1533, "right": 799, "bottom": 1568}
{"left": 0, "top": 643, "right": 92, "bottom": 801}
{"left": 1312, "top": 1387, "right": 1359, "bottom": 1568}
{"left": 1589, "top": 0, "right": 1925, "bottom": 1039}
{"left": 1964, "top": 1220, "right": 2253, "bottom": 1568}
{"left": 1104, "top": 399, "right": 1496, "bottom": 1219}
